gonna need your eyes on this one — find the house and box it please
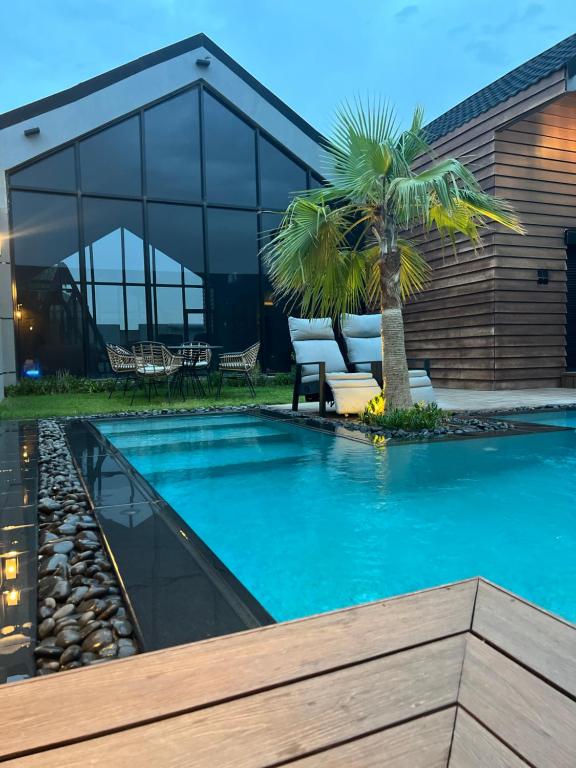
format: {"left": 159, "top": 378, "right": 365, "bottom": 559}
{"left": 0, "top": 34, "right": 324, "bottom": 387}
{"left": 405, "top": 33, "right": 576, "bottom": 390}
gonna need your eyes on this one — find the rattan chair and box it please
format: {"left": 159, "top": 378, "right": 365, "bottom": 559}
{"left": 131, "top": 342, "right": 182, "bottom": 403}
{"left": 106, "top": 344, "right": 137, "bottom": 399}
{"left": 216, "top": 341, "right": 260, "bottom": 398}
{"left": 176, "top": 343, "right": 212, "bottom": 397}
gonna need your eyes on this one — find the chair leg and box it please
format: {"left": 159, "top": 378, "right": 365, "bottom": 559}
{"left": 246, "top": 372, "right": 256, "bottom": 397}
{"left": 292, "top": 365, "right": 301, "bottom": 411}
{"left": 122, "top": 376, "right": 131, "bottom": 397}
{"left": 130, "top": 378, "right": 139, "bottom": 405}
{"left": 216, "top": 371, "right": 224, "bottom": 399}
{"left": 108, "top": 376, "right": 118, "bottom": 400}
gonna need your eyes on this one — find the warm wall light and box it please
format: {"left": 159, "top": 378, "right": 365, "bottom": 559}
{"left": 15, "top": 304, "right": 22, "bottom": 320}
{"left": 4, "top": 589, "right": 20, "bottom": 607}
{"left": 3, "top": 557, "right": 18, "bottom": 580}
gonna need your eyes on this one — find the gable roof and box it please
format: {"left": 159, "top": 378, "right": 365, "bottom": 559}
{"left": 0, "top": 33, "right": 324, "bottom": 144}
{"left": 425, "top": 33, "right": 576, "bottom": 144}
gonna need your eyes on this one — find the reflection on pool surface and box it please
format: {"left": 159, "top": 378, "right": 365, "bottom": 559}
{"left": 97, "top": 414, "right": 576, "bottom": 623}
{"left": 506, "top": 409, "right": 576, "bottom": 429}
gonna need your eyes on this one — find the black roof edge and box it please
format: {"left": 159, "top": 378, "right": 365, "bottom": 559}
{"left": 0, "top": 33, "right": 325, "bottom": 145}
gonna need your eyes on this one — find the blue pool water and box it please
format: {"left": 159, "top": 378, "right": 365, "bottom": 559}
{"left": 506, "top": 409, "right": 576, "bottom": 428}
{"left": 98, "top": 413, "right": 576, "bottom": 623}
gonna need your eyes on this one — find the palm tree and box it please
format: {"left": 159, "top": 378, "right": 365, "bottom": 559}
{"left": 263, "top": 101, "right": 524, "bottom": 409}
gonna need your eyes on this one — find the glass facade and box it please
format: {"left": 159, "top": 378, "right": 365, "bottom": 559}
{"left": 9, "top": 84, "right": 319, "bottom": 376}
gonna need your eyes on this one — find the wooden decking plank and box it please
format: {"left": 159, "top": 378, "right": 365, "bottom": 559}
{"left": 0, "top": 580, "right": 475, "bottom": 761}
{"left": 292, "top": 708, "right": 456, "bottom": 768}
{"left": 459, "top": 636, "right": 576, "bottom": 768}
{"left": 449, "top": 709, "right": 529, "bottom": 767}
{"left": 473, "top": 580, "right": 576, "bottom": 696}
{"left": 6, "top": 636, "right": 465, "bottom": 768}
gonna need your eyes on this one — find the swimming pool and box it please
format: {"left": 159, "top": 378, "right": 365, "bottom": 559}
{"left": 97, "top": 413, "right": 576, "bottom": 623}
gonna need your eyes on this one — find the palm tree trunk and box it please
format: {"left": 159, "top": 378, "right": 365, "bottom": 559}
{"left": 379, "top": 242, "right": 412, "bottom": 410}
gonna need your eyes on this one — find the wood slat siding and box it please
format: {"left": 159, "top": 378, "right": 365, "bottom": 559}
{"left": 0, "top": 580, "right": 476, "bottom": 762}
{"left": 7, "top": 637, "right": 466, "bottom": 768}
{"left": 459, "top": 636, "right": 576, "bottom": 768}
{"left": 449, "top": 710, "right": 529, "bottom": 768}
{"left": 492, "top": 92, "right": 576, "bottom": 388}
{"left": 404, "top": 69, "right": 568, "bottom": 389}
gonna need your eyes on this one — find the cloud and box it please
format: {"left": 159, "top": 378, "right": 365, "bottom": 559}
{"left": 394, "top": 4, "right": 419, "bottom": 22}
{"left": 467, "top": 39, "right": 509, "bottom": 66}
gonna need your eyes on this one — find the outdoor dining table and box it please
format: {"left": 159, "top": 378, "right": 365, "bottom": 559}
{"left": 167, "top": 344, "right": 223, "bottom": 397}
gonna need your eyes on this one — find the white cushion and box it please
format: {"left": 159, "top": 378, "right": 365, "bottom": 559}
{"left": 288, "top": 317, "right": 335, "bottom": 341}
{"left": 341, "top": 313, "right": 381, "bottom": 338}
{"left": 327, "top": 373, "right": 381, "bottom": 415}
{"left": 345, "top": 336, "right": 380, "bottom": 371}
{"left": 138, "top": 364, "right": 165, "bottom": 374}
{"left": 293, "top": 339, "right": 347, "bottom": 379}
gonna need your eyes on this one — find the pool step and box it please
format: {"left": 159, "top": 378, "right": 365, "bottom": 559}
{"left": 118, "top": 432, "right": 294, "bottom": 457}
{"left": 98, "top": 416, "right": 267, "bottom": 439}
{"left": 146, "top": 451, "right": 312, "bottom": 485}
{"left": 106, "top": 423, "right": 283, "bottom": 450}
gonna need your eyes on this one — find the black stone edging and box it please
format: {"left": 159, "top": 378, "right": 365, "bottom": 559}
{"left": 34, "top": 420, "right": 138, "bottom": 675}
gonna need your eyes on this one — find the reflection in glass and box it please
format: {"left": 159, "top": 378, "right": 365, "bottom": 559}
{"left": 147, "top": 203, "right": 204, "bottom": 277}
{"left": 155, "top": 287, "right": 184, "bottom": 345}
{"left": 259, "top": 137, "right": 307, "bottom": 211}
{"left": 144, "top": 89, "right": 201, "bottom": 201}
{"left": 93, "top": 285, "right": 125, "bottom": 344}
{"left": 185, "top": 286, "right": 204, "bottom": 310}
{"left": 184, "top": 268, "right": 202, "bottom": 286}
{"left": 79, "top": 117, "right": 142, "bottom": 196}
{"left": 11, "top": 192, "right": 85, "bottom": 375}
{"left": 126, "top": 286, "right": 148, "bottom": 344}
{"left": 124, "top": 230, "right": 145, "bottom": 283}
{"left": 203, "top": 92, "right": 256, "bottom": 206}
{"left": 151, "top": 248, "right": 182, "bottom": 285}
{"left": 207, "top": 208, "right": 258, "bottom": 351}
{"left": 90, "top": 231, "right": 122, "bottom": 283}
{"left": 10, "top": 147, "right": 77, "bottom": 193}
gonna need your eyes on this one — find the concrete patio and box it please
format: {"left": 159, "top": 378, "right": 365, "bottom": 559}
{"left": 272, "top": 388, "right": 576, "bottom": 414}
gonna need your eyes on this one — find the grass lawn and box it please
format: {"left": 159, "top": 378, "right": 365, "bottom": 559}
{"left": 0, "top": 385, "right": 295, "bottom": 420}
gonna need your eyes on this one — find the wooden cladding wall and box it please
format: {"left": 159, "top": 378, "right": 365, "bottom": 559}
{"left": 404, "top": 69, "right": 567, "bottom": 389}
{"left": 492, "top": 92, "right": 576, "bottom": 388}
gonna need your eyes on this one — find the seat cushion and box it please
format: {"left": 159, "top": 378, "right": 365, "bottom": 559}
{"left": 288, "top": 317, "right": 335, "bottom": 342}
{"left": 293, "top": 339, "right": 347, "bottom": 379}
{"left": 341, "top": 313, "right": 381, "bottom": 338}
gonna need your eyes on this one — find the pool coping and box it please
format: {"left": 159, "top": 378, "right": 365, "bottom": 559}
{"left": 64, "top": 416, "right": 275, "bottom": 654}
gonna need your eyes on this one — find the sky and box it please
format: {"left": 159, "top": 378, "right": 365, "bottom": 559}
{"left": 2, "top": 0, "right": 576, "bottom": 134}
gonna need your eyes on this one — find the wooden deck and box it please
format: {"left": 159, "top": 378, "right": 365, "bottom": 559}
{"left": 1, "top": 578, "right": 575, "bottom": 767}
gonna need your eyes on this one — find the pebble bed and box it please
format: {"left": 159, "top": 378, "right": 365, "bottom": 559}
{"left": 35, "top": 420, "right": 138, "bottom": 676}
{"left": 262, "top": 407, "right": 516, "bottom": 441}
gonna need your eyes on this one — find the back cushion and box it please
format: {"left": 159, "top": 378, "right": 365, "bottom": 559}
{"left": 288, "top": 316, "right": 335, "bottom": 342}
{"left": 345, "top": 336, "right": 381, "bottom": 371}
{"left": 292, "top": 339, "right": 347, "bottom": 378}
{"left": 341, "top": 313, "right": 380, "bottom": 338}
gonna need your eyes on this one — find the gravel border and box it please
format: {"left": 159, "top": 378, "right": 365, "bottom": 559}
{"left": 35, "top": 420, "right": 139, "bottom": 675}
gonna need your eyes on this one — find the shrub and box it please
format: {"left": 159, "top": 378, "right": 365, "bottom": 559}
{"left": 361, "top": 401, "right": 445, "bottom": 431}
{"left": 6, "top": 373, "right": 112, "bottom": 397}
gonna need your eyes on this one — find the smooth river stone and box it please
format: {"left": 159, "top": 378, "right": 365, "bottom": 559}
{"left": 53, "top": 541, "right": 74, "bottom": 555}
{"left": 82, "top": 628, "right": 113, "bottom": 653}
{"left": 53, "top": 603, "right": 75, "bottom": 620}
{"left": 56, "top": 627, "right": 82, "bottom": 648}
{"left": 39, "top": 577, "right": 71, "bottom": 602}
{"left": 38, "top": 618, "right": 56, "bottom": 639}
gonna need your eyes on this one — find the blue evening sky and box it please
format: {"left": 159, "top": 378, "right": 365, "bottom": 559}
{"left": 2, "top": 0, "right": 576, "bottom": 134}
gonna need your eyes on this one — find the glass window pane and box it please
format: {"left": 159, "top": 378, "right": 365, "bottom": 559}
{"left": 184, "top": 267, "right": 202, "bottom": 286}
{"left": 147, "top": 203, "right": 204, "bottom": 282}
{"left": 186, "top": 312, "right": 206, "bottom": 341}
{"left": 155, "top": 287, "right": 184, "bottom": 345}
{"left": 258, "top": 213, "right": 290, "bottom": 372}
{"left": 124, "top": 229, "right": 145, "bottom": 283}
{"left": 206, "top": 208, "right": 258, "bottom": 351}
{"left": 310, "top": 174, "right": 323, "bottom": 189}
{"left": 10, "top": 147, "right": 77, "bottom": 192}
{"left": 92, "top": 285, "right": 125, "bottom": 345}
{"left": 79, "top": 117, "right": 141, "bottom": 196}
{"left": 185, "top": 287, "right": 204, "bottom": 310}
{"left": 259, "top": 137, "right": 307, "bottom": 211}
{"left": 203, "top": 93, "right": 256, "bottom": 206}
{"left": 125, "top": 285, "right": 148, "bottom": 344}
{"left": 82, "top": 197, "right": 144, "bottom": 284}
{"left": 144, "top": 90, "right": 201, "bottom": 201}
{"left": 11, "top": 191, "right": 85, "bottom": 376}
